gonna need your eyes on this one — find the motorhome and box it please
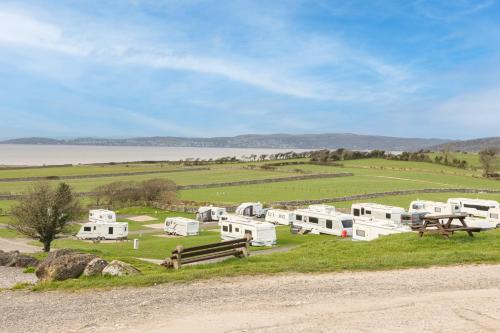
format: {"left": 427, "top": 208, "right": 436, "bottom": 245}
{"left": 292, "top": 205, "right": 353, "bottom": 236}
{"left": 196, "top": 206, "right": 227, "bottom": 222}
{"left": 89, "top": 209, "right": 116, "bottom": 223}
{"left": 409, "top": 200, "right": 461, "bottom": 215}
{"left": 164, "top": 217, "right": 200, "bottom": 236}
{"left": 235, "top": 202, "right": 265, "bottom": 218}
{"left": 76, "top": 222, "right": 128, "bottom": 240}
{"left": 265, "top": 209, "right": 294, "bottom": 225}
{"left": 351, "top": 203, "right": 422, "bottom": 225}
{"left": 219, "top": 214, "right": 276, "bottom": 246}
{"left": 447, "top": 198, "right": 500, "bottom": 218}
{"left": 352, "top": 219, "right": 411, "bottom": 241}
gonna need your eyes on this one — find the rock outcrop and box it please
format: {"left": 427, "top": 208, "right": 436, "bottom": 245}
{"left": 36, "top": 249, "right": 97, "bottom": 282}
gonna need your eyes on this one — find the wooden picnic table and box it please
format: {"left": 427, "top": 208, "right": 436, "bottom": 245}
{"left": 410, "top": 214, "right": 481, "bottom": 239}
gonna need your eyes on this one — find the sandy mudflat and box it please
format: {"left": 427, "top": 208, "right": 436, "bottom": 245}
{"left": 0, "top": 264, "right": 499, "bottom": 333}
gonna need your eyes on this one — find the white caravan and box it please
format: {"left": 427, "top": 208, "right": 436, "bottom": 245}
{"left": 164, "top": 217, "right": 200, "bottom": 236}
{"left": 352, "top": 219, "right": 411, "bottom": 241}
{"left": 76, "top": 222, "right": 128, "bottom": 240}
{"left": 219, "top": 215, "right": 276, "bottom": 246}
{"left": 409, "top": 200, "right": 461, "bottom": 215}
{"left": 292, "top": 205, "right": 353, "bottom": 236}
{"left": 89, "top": 209, "right": 116, "bottom": 223}
{"left": 447, "top": 198, "right": 500, "bottom": 218}
{"left": 196, "top": 206, "right": 227, "bottom": 222}
{"left": 351, "top": 203, "right": 423, "bottom": 225}
{"left": 265, "top": 209, "right": 294, "bottom": 225}
{"left": 235, "top": 202, "right": 265, "bottom": 218}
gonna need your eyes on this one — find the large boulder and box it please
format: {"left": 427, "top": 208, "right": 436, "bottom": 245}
{"left": 6, "top": 253, "right": 39, "bottom": 268}
{"left": 83, "top": 258, "right": 108, "bottom": 277}
{"left": 0, "top": 250, "right": 19, "bottom": 266}
{"left": 102, "top": 260, "right": 141, "bottom": 277}
{"left": 36, "top": 250, "right": 97, "bottom": 282}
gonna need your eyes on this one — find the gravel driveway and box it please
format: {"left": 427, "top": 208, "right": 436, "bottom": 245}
{"left": 1, "top": 264, "right": 499, "bottom": 333}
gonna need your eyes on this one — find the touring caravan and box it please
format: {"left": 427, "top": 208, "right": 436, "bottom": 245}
{"left": 76, "top": 222, "right": 128, "bottom": 240}
{"left": 292, "top": 205, "right": 353, "bottom": 236}
{"left": 447, "top": 198, "right": 500, "bottom": 218}
{"left": 196, "top": 206, "right": 227, "bottom": 222}
{"left": 265, "top": 209, "right": 294, "bottom": 225}
{"left": 219, "top": 215, "right": 276, "bottom": 246}
{"left": 164, "top": 217, "right": 200, "bottom": 236}
{"left": 352, "top": 203, "right": 423, "bottom": 225}
{"left": 409, "top": 200, "right": 461, "bottom": 215}
{"left": 352, "top": 219, "right": 411, "bottom": 241}
{"left": 89, "top": 209, "right": 116, "bottom": 223}
{"left": 235, "top": 202, "right": 265, "bottom": 218}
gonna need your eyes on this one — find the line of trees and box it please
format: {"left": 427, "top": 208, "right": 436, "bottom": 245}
{"left": 93, "top": 178, "right": 178, "bottom": 207}
{"left": 309, "top": 148, "right": 470, "bottom": 169}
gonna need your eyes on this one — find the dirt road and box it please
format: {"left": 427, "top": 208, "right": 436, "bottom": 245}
{"left": 0, "top": 237, "right": 41, "bottom": 253}
{"left": 1, "top": 265, "right": 499, "bottom": 333}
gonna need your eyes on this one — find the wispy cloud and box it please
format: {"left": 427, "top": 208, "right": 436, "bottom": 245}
{"left": 0, "top": 5, "right": 415, "bottom": 103}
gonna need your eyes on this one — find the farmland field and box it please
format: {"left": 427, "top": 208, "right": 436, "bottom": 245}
{"left": 0, "top": 157, "right": 499, "bottom": 291}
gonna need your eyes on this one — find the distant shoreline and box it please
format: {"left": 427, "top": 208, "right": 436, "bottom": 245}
{"left": 0, "top": 144, "right": 308, "bottom": 166}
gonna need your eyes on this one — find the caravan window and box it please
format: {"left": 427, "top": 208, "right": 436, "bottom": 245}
{"left": 341, "top": 219, "right": 353, "bottom": 228}
{"left": 108, "top": 227, "right": 114, "bottom": 234}
{"left": 235, "top": 227, "right": 240, "bottom": 232}
{"left": 229, "top": 224, "right": 233, "bottom": 232}
{"left": 434, "top": 207, "right": 442, "bottom": 213}
{"left": 326, "top": 220, "right": 332, "bottom": 229}
{"left": 244, "top": 230, "right": 253, "bottom": 237}
{"left": 308, "top": 217, "right": 318, "bottom": 224}
{"left": 464, "top": 203, "right": 490, "bottom": 211}
{"left": 295, "top": 214, "right": 302, "bottom": 221}
{"left": 365, "top": 210, "right": 371, "bottom": 215}
{"left": 361, "top": 208, "right": 365, "bottom": 215}
{"left": 93, "top": 226, "right": 96, "bottom": 230}
{"left": 124, "top": 227, "right": 127, "bottom": 232}
{"left": 83, "top": 226, "right": 91, "bottom": 232}
{"left": 412, "top": 204, "right": 421, "bottom": 209}
{"left": 385, "top": 213, "right": 391, "bottom": 219}
{"left": 491, "top": 213, "right": 499, "bottom": 219}
{"left": 356, "top": 229, "right": 366, "bottom": 237}
{"left": 353, "top": 209, "right": 360, "bottom": 216}
{"left": 222, "top": 225, "right": 228, "bottom": 232}
{"left": 108, "top": 214, "right": 113, "bottom": 219}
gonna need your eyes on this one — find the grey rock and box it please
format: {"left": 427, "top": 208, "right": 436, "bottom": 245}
{"left": 36, "top": 251, "right": 96, "bottom": 282}
{"left": 83, "top": 258, "right": 108, "bottom": 277}
{"left": 102, "top": 260, "right": 141, "bottom": 277}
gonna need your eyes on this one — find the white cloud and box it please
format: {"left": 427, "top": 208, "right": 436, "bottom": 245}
{"left": 0, "top": 6, "right": 416, "bottom": 103}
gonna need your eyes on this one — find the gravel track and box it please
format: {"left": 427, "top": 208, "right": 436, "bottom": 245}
{"left": 1, "top": 264, "right": 499, "bottom": 332}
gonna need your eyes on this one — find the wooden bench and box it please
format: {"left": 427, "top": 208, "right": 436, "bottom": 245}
{"left": 411, "top": 214, "right": 481, "bottom": 239}
{"left": 162, "top": 235, "right": 251, "bottom": 269}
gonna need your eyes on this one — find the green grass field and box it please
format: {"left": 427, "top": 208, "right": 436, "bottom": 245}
{"left": 34, "top": 228, "right": 500, "bottom": 291}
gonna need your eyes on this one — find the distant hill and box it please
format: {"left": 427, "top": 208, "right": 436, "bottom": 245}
{"left": 429, "top": 137, "right": 500, "bottom": 152}
{"left": 0, "top": 133, "right": 451, "bottom": 151}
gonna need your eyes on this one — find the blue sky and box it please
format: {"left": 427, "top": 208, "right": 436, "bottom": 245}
{"left": 0, "top": 0, "right": 499, "bottom": 139}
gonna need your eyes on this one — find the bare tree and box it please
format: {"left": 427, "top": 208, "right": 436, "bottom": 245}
{"left": 9, "top": 182, "right": 80, "bottom": 252}
{"left": 479, "top": 148, "right": 498, "bottom": 177}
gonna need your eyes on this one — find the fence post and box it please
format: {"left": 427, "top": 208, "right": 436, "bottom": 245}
{"left": 173, "top": 245, "right": 183, "bottom": 270}
{"left": 243, "top": 234, "right": 251, "bottom": 257}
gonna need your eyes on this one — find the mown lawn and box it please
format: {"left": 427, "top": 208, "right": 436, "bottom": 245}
{"left": 32, "top": 228, "right": 500, "bottom": 291}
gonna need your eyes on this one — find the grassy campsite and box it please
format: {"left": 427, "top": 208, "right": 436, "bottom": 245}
{"left": 1, "top": 150, "right": 499, "bottom": 291}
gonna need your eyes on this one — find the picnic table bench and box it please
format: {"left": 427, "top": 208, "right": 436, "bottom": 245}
{"left": 411, "top": 214, "right": 481, "bottom": 239}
